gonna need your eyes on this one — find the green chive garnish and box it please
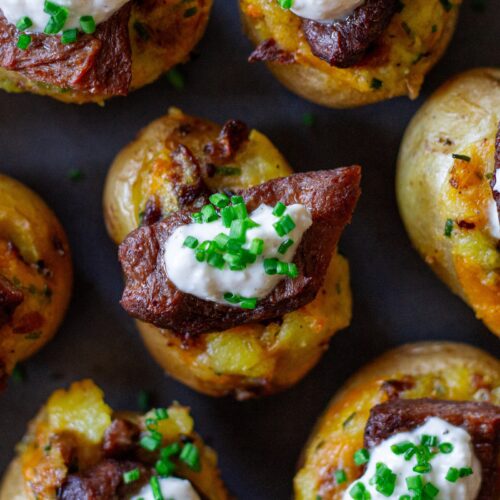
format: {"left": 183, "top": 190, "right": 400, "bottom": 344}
{"left": 240, "top": 297, "right": 257, "bottom": 309}
{"left": 348, "top": 482, "right": 367, "bottom": 500}
{"left": 229, "top": 219, "right": 247, "bottom": 242}
{"left": 191, "top": 212, "right": 202, "bottom": 223}
{"left": 155, "top": 408, "right": 168, "bottom": 420}
{"left": 150, "top": 476, "right": 164, "bottom": 500}
{"left": 233, "top": 203, "right": 248, "bottom": 219}
{"left": 123, "top": 468, "right": 140, "bottom": 484}
{"left": 17, "top": 34, "right": 31, "bottom": 50}
{"left": 231, "top": 195, "right": 244, "bottom": 204}
{"left": 272, "top": 201, "right": 286, "bottom": 217}
{"left": 179, "top": 442, "right": 201, "bottom": 471}
{"left": 263, "top": 258, "right": 278, "bottom": 275}
{"left": 444, "top": 218, "right": 454, "bottom": 237}
{"left": 209, "top": 192, "right": 229, "bottom": 208}
{"left": 446, "top": 467, "right": 459, "bottom": 482}
{"left": 249, "top": 238, "right": 264, "bottom": 255}
{"left": 274, "top": 214, "right": 296, "bottom": 237}
{"left": 161, "top": 442, "right": 181, "bottom": 459}
{"left": 423, "top": 482, "right": 439, "bottom": 497}
{"left": 80, "top": 15, "right": 96, "bottom": 34}
{"left": 155, "top": 458, "right": 175, "bottom": 477}
{"left": 201, "top": 204, "right": 218, "bottom": 222}
{"left": 439, "top": 442, "right": 453, "bottom": 454}
{"left": 459, "top": 467, "right": 473, "bottom": 477}
{"left": 452, "top": 153, "right": 471, "bottom": 162}
{"left": 183, "top": 236, "right": 199, "bottom": 249}
{"left": 391, "top": 441, "right": 414, "bottom": 455}
{"left": 413, "top": 463, "right": 432, "bottom": 474}
{"left": 278, "top": 0, "right": 293, "bottom": 8}
{"left": 278, "top": 238, "right": 294, "bottom": 254}
{"left": 207, "top": 252, "right": 224, "bottom": 269}
{"left": 140, "top": 434, "right": 161, "bottom": 452}
{"left": 406, "top": 475, "right": 423, "bottom": 491}
{"left": 16, "top": 16, "right": 33, "bottom": 30}
{"left": 334, "top": 469, "right": 347, "bottom": 484}
{"left": 221, "top": 206, "right": 235, "bottom": 228}
{"left": 353, "top": 448, "right": 370, "bottom": 465}
{"left": 420, "top": 434, "right": 438, "bottom": 447}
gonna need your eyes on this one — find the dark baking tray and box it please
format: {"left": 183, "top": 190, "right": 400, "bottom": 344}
{"left": 1, "top": 1, "right": 499, "bottom": 498}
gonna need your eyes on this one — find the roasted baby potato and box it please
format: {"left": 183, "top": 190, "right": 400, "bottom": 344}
{"left": 240, "top": 0, "right": 460, "bottom": 108}
{"left": 0, "top": 175, "right": 72, "bottom": 387}
{"left": 0, "top": 380, "right": 229, "bottom": 500}
{"left": 294, "top": 341, "right": 500, "bottom": 499}
{"left": 396, "top": 68, "right": 500, "bottom": 337}
{"left": 0, "top": 0, "right": 212, "bottom": 104}
{"left": 104, "top": 108, "right": 353, "bottom": 399}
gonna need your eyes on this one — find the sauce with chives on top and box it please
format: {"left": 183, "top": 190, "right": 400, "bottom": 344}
{"left": 343, "top": 417, "right": 481, "bottom": 499}
{"left": 285, "top": 0, "right": 365, "bottom": 22}
{"left": 164, "top": 194, "right": 312, "bottom": 308}
{"left": 130, "top": 477, "right": 200, "bottom": 500}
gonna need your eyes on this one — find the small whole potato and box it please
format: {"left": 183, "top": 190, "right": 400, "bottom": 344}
{"left": 294, "top": 341, "right": 500, "bottom": 499}
{"left": 0, "top": 0, "right": 212, "bottom": 104}
{"left": 239, "top": 0, "right": 460, "bottom": 108}
{"left": 104, "top": 108, "right": 353, "bottom": 399}
{"left": 0, "top": 175, "right": 72, "bottom": 387}
{"left": 0, "top": 380, "right": 229, "bottom": 500}
{"left": 396, "top": 68, "right": 500, "bottom": 337}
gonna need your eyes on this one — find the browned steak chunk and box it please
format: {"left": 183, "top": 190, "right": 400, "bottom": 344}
{"left": 364, "top": 399, "right": 500, "bottom": 499}
{"left": 119, "top": 168, "right": 361, "bottom": 336}
{"left": 248, "top": 38, "right": 295, "bottom": 65}
{"left": 490, "top": 123, "right": 499, "bottom": 222}
{"left": 58, "top": 459, "right": 149, "bottom": 500}
{"left": 204, "top": 120, "right": 250, "bottom": 164}
{"left": 301, "top": 0, "right": 396, "bottom": 68}
{"left": 0, "top": 275, "right": 23, "bottom": 328}
{"left": 103, "top": 419, "right": 141, "bottom": 458}
{"left": 0, "top": 5, "right": 132, "bottom": 96}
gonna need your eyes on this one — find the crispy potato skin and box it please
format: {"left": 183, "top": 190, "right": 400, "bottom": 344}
{"left": 294, "top": 342, "right": 500, "bottom": 500}
{"left": 103, "top": 108, "right": 352, "bottom": 398}
{"left": 0, "top": 380, "right": 229, "bottom": 500}
{"left": 0, "top": 0, "right": 212, "bottom": 104}
{"left": 240, "top": 0, "right": 459, "bottom": 108}
{"left": 0, "top": 175, "right": 72, "bottom": 383}
{"left": 396, "top": 68, "right": 500, "bottom": 336}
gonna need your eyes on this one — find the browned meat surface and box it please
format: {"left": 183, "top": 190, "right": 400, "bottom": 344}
{"left": 204, "top": 120, "right": 250, "bottom": 164}
{"left": 301, "top": 0, "right": 396, "bottom": 68}
{"left": 248, "top": 38, "right": 295, "bottom": 64}
{"left": 0, "top": 5, "right": 132, "bottom": 96}
{"left": 490, "top": 123, "right": 499, "bottom": 220}
{"left": 103, "top": 419, "right": 141, "bottom": 458}
{"left": 365, "top": 398, "right": 500, "bottom": 499}
{"left": 58, "top": 459, "right": 148, "bottom": 500}
{"left": 119, "top": 168, "right": 361, "bottom": 336}
{"left": 0, "top": 275, "right": 23, "bottom": 328}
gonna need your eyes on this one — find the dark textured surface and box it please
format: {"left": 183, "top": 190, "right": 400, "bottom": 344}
{"left": 0, "top": 1, "right": 499, "bottom": 499}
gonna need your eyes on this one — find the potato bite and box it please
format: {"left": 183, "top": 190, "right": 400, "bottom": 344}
{"left": 240, "top": 0, "right": 460, "bottom": 108}
{"left": 294, "top": 342, "right": 500, "bottom": 499}
{"left": 0, "top": 175, "right": 72, "bottom": 387}
{"left": 396, "top": 68, "right": 500, "bottom": 337}
{"left": 104, "top": 108, "right": 358, "bottom": 398}
{"left": 0, "top": 380, "right": 229, "bottom": 500}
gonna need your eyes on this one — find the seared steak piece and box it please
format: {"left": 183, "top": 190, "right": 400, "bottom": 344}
{"left": 204, "top": 120, "right": 250, "bottom": 164}
{"left": 119, "top": 168, "right": 361, "bottom": 336}
{"left": 0, "top": 275, "right": 24, "bottom": 328}
{"left": 0, "top": 5, "right": 132, "bottom": 96}
{"left": 248, "top": 38, "right": 295, "bottom": 65}
{"left": 301, "top": 0, "right": 397, "bottom": 68}
{"left": 58, "top": 459, "right": 149, "bottom": 500}
{"left": 103, "top": 419, "right": 141, "bottom": 458}
{"left": 365, "top": 398, "right": 500, "bottom": 499}
{"left": 490, "top": 123, "right": 499, "bottom": 221}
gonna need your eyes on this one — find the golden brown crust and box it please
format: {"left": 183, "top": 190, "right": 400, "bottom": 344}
{"left": 0, "top": 175, "right": 72, "bottom": 385}
{"left": 240, "top": 0, "right": 460, "bottom": 108}
{"left": 294, "top": 342, "right": 500, "bottom": 499}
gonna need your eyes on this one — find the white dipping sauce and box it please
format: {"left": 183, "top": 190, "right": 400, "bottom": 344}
{"left": 164, "top": 204, "right": 312, "bottom": 304}
{"left": 343, "top": 417, "right": 482, "bottom": 500}
{"left": 290, "top": 0, "right": 364, "bottom": 22}
{"left": 0, "top": 0, "right": 129, "bottom": 33}
{"left": 489, "top": 172, "right": 500, "bottom": 239}
{"left": 130, "top": 477, "right": 200, "bottom": 500}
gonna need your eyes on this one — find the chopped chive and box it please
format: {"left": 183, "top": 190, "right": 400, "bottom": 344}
{"left": 391, "top": 441, "right": 414, "bottom": 455}
{"left": 150, "top": 476, "right": 164, "bottom": 500}
{"left": 444, "top": 218, "right": 454, "bottom": 237}
{"left": 183, "top": 236, "right": 199, "bottom": 249}
{"left": 166, "top": 67, "right": 185, "bottom": 90}
{"left": 278, "top": 238, "right": 294, "bottom": 254}
{"left": 214, "top": 233, "right": 230, "bottom": 250}
{"left": 179, "top": 442, "right": 201, "bottom": 471}
{"left": 233, "top": 203, "right": 248, "bottom": 219}
{"left": 373, "top": 462, "right": 396, "bottom": 496}
{"left": 155, "top": 408, "right": 169, "bottom": 420}
{"left": 215, "top": 166, "right": 242, "bottom": 176}
{"left": 155, "top": 458, "right": 175, "bottom": 477}
{"left": 404, "top": 446, "right": 416, "bottom": 461}
{"left": 195, "top": 250, "right": 206, "bottom": 262}
{"left": 140, "top": 434, "right": 161, "bottom": 452}
{"left": 223, "top": 253, "right": 244, "bottom": 269}
{"left": 226, "top": 238, "right": 243, "bottom": 254}
{"left": 446, "top": 467, "right": 459, "bottom": 482}
{"left": 406, "top": 475, "right": 423, "bottom": 491}
{"left": 334, "top": 469, "right": 347, "bottom": 484}
{"left": 353, "top": 448, "right": 370, "bottom": 465}
{"left": 452, "top": 153, "right": 471, "bottom": 162}
{"left": 287, "top": 262, "right": 299, "bottom": 278}
{"left": 278, "top": 0, "right": 292, "bottom": 8}
{"left": 17, "top": 33, "right": 31, "bottom": 50}
{"left": 399, "top": 496, "right": 411, "bottom": 500}
{"left": 240, "top": 297, "right": 257, "bottom": 309}
{"left": 349, "top": 482, "right": 367, "bottom": 500}
{"left": 161, "top": 442, "right": 181, "bottom": 459}
{"left": 191, "top": 212, "right": 202, "bottom": 223}
{"left": 16, "top": 16, "right": 33, "bottom": 30}
{"left": 221, "top": 206, "right": 235, "bottom": 228}
{"left": 420, "top": 434, "right": 438, "bottom": 447}
{"left": 273, "top": 214, "right": 296, "bottom": 236}
{"left": 277, "top": 261, "right": 288, "bottom": 275}
{"left": 44, "top": 5, "right": 69, "bottom": 35}
{"left": 245, "top": 218, "right": 260, "bottom": 229}
{"left": 413, "top": 463, "right": 432, "bottom": 474}
{"left": 209, "top": 192, "right": 229, "bottom": 208}
{"left": 459, "top": 467, "right": 473, "bottom": 477}
{"left": 229, "top": 219, "right": 247, "bottom": 242}
{"left": 207, "top": 252, "right": 224, "bottom": 269}
{"left": 201, "top": 204, "right": 218, "bottom": 222}
{"left": 272, "top": 201, "right": 286, "bottom": 217}
{"left": 423, "top": 483, "right": 439, "bottom": 497}
{"left": 123, "top": 468, "right": 140, "bottom": 484}
{"left": 61, "top": 27, "right": 77, "bottom": 44}
{"left": 137, "top": 390, "right": 151, "bottom": 412}
{"left": 439, "top": 442, "right": 453, "bottom": 454}
{"left": 231, "top": 195, "right": 244, "bottom": 204}
{"left": 263, "top": 258, "right": 278, "bottom": 275}
{"left": 80, "top": 15, "right": 96, "bottom": 33}
{"left": 249, "top": 238, "right": 264, "bottom": 255}
{"left": 224, "top": 292, "right": 240, "bottom": 304}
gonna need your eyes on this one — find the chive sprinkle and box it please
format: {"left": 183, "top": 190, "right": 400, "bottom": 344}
{"left": 80, "top": 15, "right": 96, "bottom": 34}
{"left": 16, "top": 16, "right": 33, "bottom": 30}
{"left": 335, "top": 469, "right": 347, "bottom": 484}
{"left": 155, "top": 458, "right": 175, "bottom": 477}
{"left": 183, "top": 236, "right": 199, "bottom": 249}
{"left": 179, "top": 442, "right": 201, "bottom": 471}
{"left": 123, "top": 468, "right": 140, "bottom": 484}
{"left": 150, "top": 476, "right": 164, "bottom": 500}
{"left": 17, "top": 34, "right": 31, "bottom": 50}
{"left": 278, "top": 0, "right": 293, "bottom": 8}
{"left": 446, "top": 467, "right": 459, "bottom": 482}
{"left": 278, "top": 238, "right": 294, "bottom": 254}
{"left": 61, "top": 28, "right": 78, "bottom": 44}
{"left": 452, "top": 153, "right": 471, "bottom": 162}
{"left": 439, "top": 442, "right": 453, "bottom": 454}
{"left": 272, "top": 201, "right": 286, "bottom": 217}
{"left": 444, "top": 218, "right": 454, "bottom": 237}
{"left": 353, "top": 448, "right": 370, "bottom": 465}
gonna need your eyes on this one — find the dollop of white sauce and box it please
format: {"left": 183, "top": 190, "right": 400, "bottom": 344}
{"left": 343, "top": 417, "right": 482, "bottom": 500}
{"left": 290, "top": 0, "right": 364, "bottom": 22}
{"left": 488, "top": 173, "right": 500, "bottom": 239}
{"left": 0, "top": 0, "right": 129, "bottom": 33}
{"left": 130, "top": 477, "right": 200, "bottom": 500}
{"left": 164, "top": 204, "right": 312, "bottom": 304}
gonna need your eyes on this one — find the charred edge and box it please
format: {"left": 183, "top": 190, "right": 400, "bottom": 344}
{"left": 203, "top": 120, "right": 251, "bottom": 164}
{"left": 248, "top": 39, "right": 295, "bottom": 64}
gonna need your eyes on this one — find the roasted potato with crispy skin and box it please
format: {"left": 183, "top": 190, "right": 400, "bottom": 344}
{"left": 294, "top": 341, "right": 500, "bottom": 499}
{"left": 240, "top": 0, "right": 460, "bottom": 108}
{"left": 396, "top": 68, "right": 500, "bottom": 337}
{"left": 0, "top": 0, "right": 212, "bottom": 104}
{"left": 0, "top": 175, "right": 72, "bottom": 387}
{"left": 104, "top": 108, "right": 352, "bottom": 399}
{"left": 0, "top": 380, "right": 229, "bottom": 500}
